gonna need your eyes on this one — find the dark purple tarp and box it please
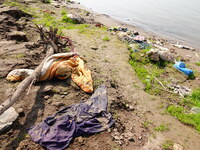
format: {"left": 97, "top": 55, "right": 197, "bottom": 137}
{"left": 28, "top": 85, "right": 114, "bottom": 150}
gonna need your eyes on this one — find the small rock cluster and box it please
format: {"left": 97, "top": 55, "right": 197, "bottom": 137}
{"left": 111, "top": 129, "right": 135, "bottom": 145}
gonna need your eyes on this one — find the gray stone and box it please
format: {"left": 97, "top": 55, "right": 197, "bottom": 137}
{"left": 173, "top": 143, "right": 183, "bottom": 150}
{"left": 0, "top": 107, "right": 19, "bottom": 133}
{"left": 67, "top": 14, "right": 84, "bottom": 24}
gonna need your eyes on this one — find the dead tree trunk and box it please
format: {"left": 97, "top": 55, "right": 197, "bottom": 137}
{"left": 0, "top": 26, "right": 73, "bottom": 115}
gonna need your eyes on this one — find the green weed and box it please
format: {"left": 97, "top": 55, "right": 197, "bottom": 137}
{"left": 182, "top": 88, "right": 200, "bottom": 108}
{"left": 15, "top": 54, "right": 25, "bottom": 59}
{"left": 162, "top": 140, "right": 173, "bottom": 150}
{"left": 103, "top": 36, "right": 110, "bottom": 41}
{"left": 154, "top": 124, "right": 170, "bottom": 132}
{"left": 195, "top": 62, "right": 200, "bottom": 66}
{"left": 167, "top": 105, "right": 200, "bottom": 132}
{"left": 143, "top": 120, "right": 151, "bottom": 129}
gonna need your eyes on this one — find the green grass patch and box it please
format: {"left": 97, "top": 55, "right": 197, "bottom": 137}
{"left": 167, "top": 88, "right": 200, "bottom": 132}
{"left": 162, "top": 140, "right": 174, "bottom": 150}
{"left": 102, "top": 36, "right": 110, "bottom": 41}
{"left": 167, "top": 105, "right": 200, "bottom": 132}
{"left": 195, "top": 62, "right": 200, "bottom": 66}
{"left": 15, "top": 54, "right": 25, "bottom": 59}
{"left": 154, "top": 124, "right": 170, "bottom": 132}
{"left": 182, "top": 88, "right": 200, "bottom": 108}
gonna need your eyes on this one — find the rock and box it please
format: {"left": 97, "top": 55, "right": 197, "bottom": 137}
{"left": 44, "top": 95, "right": 50, "bottom": 100}
{"left": 0, "top": 107, "right": 19, "bottom": 133}
{"left": 7, "top": 31, "right": 28, "bottom": 42}
{"left": 16, "top": 107, "right": 25, "bottom": 117}
{"left": 77, "top": 136, "right": 84, "bottom": 143}
{"left": 63, "top": 92, "right": 68, "bottom": 95}
{"left": 67, "top": 14, "right": 84, "bottom": 24}
{"left": 190, "top": 107, "right": 200, "bottom": 114}
{"left": 129, "top": 105, "right": 134, "bottom": 111}
{"left": 43, "top": 85, "right": 54, "bottom": 93}
{"left": 52, "top": 102, "right": 65, "bottom": 107}
{"left": 90, "top": 45, "right": 98, "bottom": 50}
{"left": 173, "top": 143, "right": 183, "bottom": 150}
{"left": 60, "top": 95, "right": 65, "bottom": 98}
{"left": 107, "top": 128, "right": 111, "bottom": 133}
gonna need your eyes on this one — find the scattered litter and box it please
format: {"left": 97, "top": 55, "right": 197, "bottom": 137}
{"left": 147, "top": 49, "right": 174, "bottom": 62}
{"left": 173, "top": 61, "right": 193, "bottom": 76}
{"left": 6, "top": 52, "right": 93, "bottom": 93}
{"left": 154, "top": 44, "right": 169, "bottom": 51}
{"left": 168, "top": 83, "right": 191, "bottom": 97}
{"left": 0, "top": 107, "right": 19, "bottom": 133}
{"left": 28, "top": 85, "right": 114, "bottom": 150}
{"left": 95, "top": 23, "right": 103, "bottom": 28}
{"left": 133, "top": 35, "right": 146, "bottom": 43}
{"left": 190, "top": 107, "right": 200, "bottom": 114}
{"left": 107, "top": 27, "right": 128, "bottom": 32}
{"left": 173, "top": 44, "right": 195, "bottom": 51}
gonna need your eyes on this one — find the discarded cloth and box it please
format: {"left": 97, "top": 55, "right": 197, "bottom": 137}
{"left": 28, "top": 85, "right": 114, "bottom": 150}
{"left": 6, "top": 52, "right": 93, "bottom": 93}
{"left": 147, "top": 48, "right": 174, "bottom": 62}
{"left": 173, "top": 61, "right": 193, "bottom": 76}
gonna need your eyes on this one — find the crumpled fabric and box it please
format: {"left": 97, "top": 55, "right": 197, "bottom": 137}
{"left": 6, "top": 52, "right": 93, "bottom": 93}
{"left": 147, "top": 48, "right": 174, "bottom": 62}
{"left": 27, "top": 85, "right": 114, "bottom": 150}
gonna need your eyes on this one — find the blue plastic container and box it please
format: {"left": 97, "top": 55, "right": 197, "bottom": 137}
{"left": 173, "top": 61, "right": 193, "bottom": 76}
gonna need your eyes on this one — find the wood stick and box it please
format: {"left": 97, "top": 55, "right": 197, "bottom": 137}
{"left": 0, "top": 47, "right": 54, "bottom": 115}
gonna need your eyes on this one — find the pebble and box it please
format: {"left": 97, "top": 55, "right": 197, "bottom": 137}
{"left": 77, "top": 136, "right": 84, "bottom": 143}
{"left": 60, "top": 95, "right": 65, "bottom": 98}
{"left": 129, "top": 105, "right": 134, "bottom": 111}
{"left": 43, "top": 85, "right": 53, "bottom": 93}
{"left": 16, "top": 108, "right": 24, "bottom": 117}
{"left": 173, "top": 143, "right": 183, "bottom": 150}
{"left": 44, "top": 95, "right": 50, "bottom": 100}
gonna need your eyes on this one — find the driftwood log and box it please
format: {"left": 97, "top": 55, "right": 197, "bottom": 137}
{"left": 0, "top": 26, "right": 73, "bottom": 115}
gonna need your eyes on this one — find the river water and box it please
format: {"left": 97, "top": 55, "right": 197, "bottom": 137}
{"left": 76, "top": 0, "right": 200, "bottom": 47}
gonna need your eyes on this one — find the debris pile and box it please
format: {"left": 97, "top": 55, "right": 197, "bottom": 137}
{"left": 168, "top": 83, "right": 191, "bottom": 97}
